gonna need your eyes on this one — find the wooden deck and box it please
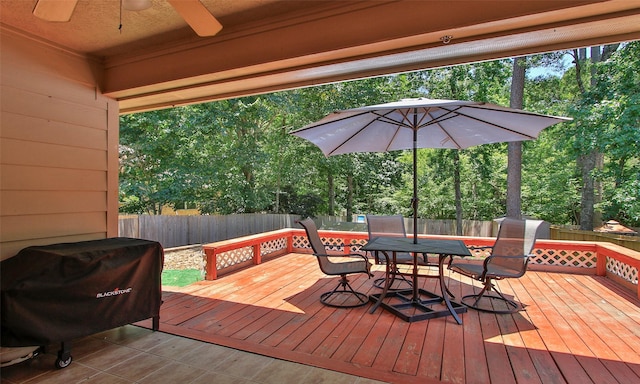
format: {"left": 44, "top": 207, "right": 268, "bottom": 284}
{"left": 144, "top": 253, "right": 640, "bottom": 384}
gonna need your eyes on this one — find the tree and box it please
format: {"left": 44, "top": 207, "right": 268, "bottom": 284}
{"left": 415, "top": 60, "right": 512, "bottom": 228}
{"left": 506, "top": 56, "right": 526, "bottom": 219}
{"left": 119, "top": 45, "right": 638, "bottom": 227}
{"left": 119, "top": 107, "right": 205, "bottom": 214}
{"left": 522, "top": 53, "right": 579, "bottom": 224}
{"left": 585, "top": 42, "right": 640, "bottom": 225}
{"left": 570, "top": 44, "right": 620, "bottom": 229}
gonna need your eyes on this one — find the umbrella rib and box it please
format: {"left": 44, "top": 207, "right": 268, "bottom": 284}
{"left": 364, "top": 110, "right": 413, "bottom": 152}
{"left": 421, "top": 108, "right": 464, "bottom": 149}
{"left": 369, "top": 111, "right": 414, "bottom": 129}
{"left": 327, "top": 110, "right": 400, "bottom": 156}
{"left": 293, "top": 110, "right": 372, "bottom": 132}
{"left": 429, "top": 106, "right": 539, "bottom": 140}
{"left": 461, "top": 105, "right": 539, "bottom": 139}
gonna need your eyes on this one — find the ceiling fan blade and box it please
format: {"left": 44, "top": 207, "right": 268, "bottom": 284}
{"left": 167, "top": 0, "right": 223, "bottom": 37}
{"left": 33, "top": 0, "right": 79, "bottom": 22}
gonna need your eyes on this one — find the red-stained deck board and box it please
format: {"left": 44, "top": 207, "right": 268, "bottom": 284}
{"left": 330, "top": 300, "right": 386, "bottom": 363}
{"left": 527, "top": 273, "right": 623, "bottom": 384}
{"left": 279, "top": 293, "right": 356, "bottom": 352}
{"left": 311, "top": 299, "right": 373, "bottom": 359}
{"left": 440, "top": 271, "right": 468, "bottom": 384}
{"left": 352, "top": 309, "right": 400, "bottom": 368}
{"left": 160, "top": 255, "right": 305, "bottom": 325}
{"left": 182, "top": 256, "right": 323, "bottom": 332}
{"left": 441, "top": 319, "right": 466, "bottom": 383}
{"left": 417, "top": 314, "right": 446, "bottom": 381}
{"left": 260, "top": 278, "right": 347, "bottom": 348}
{"left": 479, "top": 311, "right": 517, "bottom": 384}
{"left": 511, "top": 276, "right": 591, "bottom": 384}
{"left": 507, "top": 279, "right": 567, "bottom": 384}
{"left": 544, "top": 273, "right": 640, "bottom": 382}
{"left": 393, "top": 320, "right": 429, "bottom": 376}
{"left": 195, "top": 262, "right": 321, "bottom": 334}
{"left": 149, "top": 252, "right": 640, "bottom": 384}
{"left": 292, "top": 305, "right": 347, "bottom": 354}
{"left": 461, "top": 309, "right": 491, "bottom": 384}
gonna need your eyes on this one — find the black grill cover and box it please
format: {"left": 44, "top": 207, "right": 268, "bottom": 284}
{"left": 1, "top": 238, "right": 163, "bottom": 347}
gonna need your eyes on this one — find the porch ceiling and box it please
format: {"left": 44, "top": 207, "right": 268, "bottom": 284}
{"left": 2, "top": 0, "right": 640, "bottom": 114}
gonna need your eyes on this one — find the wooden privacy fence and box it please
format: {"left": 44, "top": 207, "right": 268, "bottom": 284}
{"left": 118, "top": 214, "right": 496, "bottom": 249}
{"left": 551, "top": 226, "right": 640, "bottom": 252}
{"left": 119, "top": 214, "right": 300, "bottom": 248}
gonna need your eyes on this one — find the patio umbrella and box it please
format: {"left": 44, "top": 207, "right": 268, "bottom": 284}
{"left": 291, "top": 98, "right": 571, "bottom": 242}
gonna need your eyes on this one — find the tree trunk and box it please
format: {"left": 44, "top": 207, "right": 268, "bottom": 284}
{"left": 328, "top": 172, "right": 335, "bottom": 216}
{"left": 594, "top": 152, "right": 604, "bottom": 226}
{"left": 506, "top": 56, "right": 526, "bottom": 219}
{"left": 573, "top": 44, "right": 618, "bottom": 229}
{"left": 506, "top": 142, "right": 522, "bottom": 219}
{"left": 590, "top": 46, "right": 604, "bottom": 228}
{"left": 579, "top": 153, "right": 596, "bottom": 230}
{"left": 346, "top": 173, "right": 354, "bottom": 222}
{"left": 274, "top": 169, "right": 280, "bottom": 213}
{"left": 453, "top": 151, "right": 463, "bottom": 235}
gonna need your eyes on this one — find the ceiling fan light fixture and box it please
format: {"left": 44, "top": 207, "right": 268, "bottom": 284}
{"left": 33, "top": 0, "right": 79, "bottom": 22}
{"left": 123, "top": 0, "right": 152, "bottom": 11}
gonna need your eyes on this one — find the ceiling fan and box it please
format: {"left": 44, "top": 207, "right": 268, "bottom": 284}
{"left": 32, "top": 0, "right": 223, "bottom": 37}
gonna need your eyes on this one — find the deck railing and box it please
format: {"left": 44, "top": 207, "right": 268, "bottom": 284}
{"left": 202, "top": 228, "right": 640, "bottom": 299}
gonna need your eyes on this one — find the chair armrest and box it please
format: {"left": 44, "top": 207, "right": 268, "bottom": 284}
{"left": 483, "top": 254, "right": 529, "bottom": 265}
{"left": 345, "top": 253, "right": 370, "bottom": 263}
{"left": 322, "top": 243, "right": 362, "bottom": 253}
{"left": 482, "top": 254, "right": 530, "bottom": 278}
{"left": 313, "top": 252, "right": 369, "bottom": 262}
{"left": 468, "top": 245, "right": 493, "bottom": 250}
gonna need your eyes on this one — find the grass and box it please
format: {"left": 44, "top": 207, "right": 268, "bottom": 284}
{"left": 161, "top": 269, "right": 203, "bottom": 287}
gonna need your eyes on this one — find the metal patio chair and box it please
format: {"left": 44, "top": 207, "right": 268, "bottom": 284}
{"left": 448, "top": 217, "right": 543, "bottom": 313}
{"left": 298, "top": 218, "right": 372, "bottom": 308}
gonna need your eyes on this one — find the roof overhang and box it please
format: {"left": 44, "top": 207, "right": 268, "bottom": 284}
{"left": 2, "top": 1, "right": 639, "bottom": 114}
{"left": 107, "top": 1, "right": 640, "bottom": 114}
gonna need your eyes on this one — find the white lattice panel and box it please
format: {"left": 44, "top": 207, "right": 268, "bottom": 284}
{"left": 350, "top": 239, "right": 367, "bottom": 254}
{"left": 261, "top": 237, "right": 287, "bottom": 256}
{"left": 217, "top": 246, "right": 253, "bottom": 269}
{"left": 322, "top": 236, "right": 345, "bottom": 252}
{"left": 468, "top": 247, "right": 492, "bottom": 258}
{"left": 529, "top": 248, "right": 597, "bottom": 268}
{"left": 607, "top": 257, "right": 639, "bottom": 285}
{"left": 292, "top": 235, "right": 308, "bottom": 249}
{"left": 293, "top": 234, "right": 349, "bottom": 252}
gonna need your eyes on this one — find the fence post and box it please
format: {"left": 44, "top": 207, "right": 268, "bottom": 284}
{"left": 286, "top": 231, "right": 293, "bottom": 254}
{"left": 204, "top": 248, "right": 217, "bottom": 280}
{"left": 596, "top": 245, "right": 607, "bottom": 277}
{"left": 253, "top": 244, "right": 261, "bottom": 265}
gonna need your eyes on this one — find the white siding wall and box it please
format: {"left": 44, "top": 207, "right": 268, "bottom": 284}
{"left": 0, "top": 28, "right": 119, "bottom": 260}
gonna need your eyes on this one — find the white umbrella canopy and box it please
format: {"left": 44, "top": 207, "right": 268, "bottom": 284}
{"left": 292, "top": 98, "right": 571, "bottom": 155}
{"left": 291, "top": 98, "right": 571, "bottom": 240}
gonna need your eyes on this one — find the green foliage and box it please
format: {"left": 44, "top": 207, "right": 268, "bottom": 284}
{"left": 589, "top": 42, "right": 640, "bottom": 224}
{"left": 119, "top": 44, "right": 639, "bottom": 226}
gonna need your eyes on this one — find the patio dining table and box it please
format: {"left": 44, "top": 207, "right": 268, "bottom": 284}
{"left": 361, "top": 237, "right": 471, "bottom": 324}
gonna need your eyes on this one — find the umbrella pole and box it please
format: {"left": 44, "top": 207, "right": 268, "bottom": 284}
{"left": 412, "top": 109, "right": 418, "bottom": 244}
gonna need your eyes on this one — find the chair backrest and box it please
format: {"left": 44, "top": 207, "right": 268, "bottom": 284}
{"left": 298, "top": 218, "right": 349, "bottom": 276}
{"left": 298, "top": 218, "right": 327, "bottom": 255}
{"left": 366, "top": 215, "right": 407, "bottom": 239}
{"left": 491, "top": 218, "right": 543, "bottom": 275}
